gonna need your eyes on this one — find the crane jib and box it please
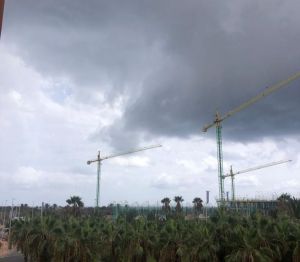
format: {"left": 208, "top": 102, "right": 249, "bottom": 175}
{"left": 202, "top": 71, "right": 300, "bottom": 131}
{"left": 221, "top": 71, "right": 300, "bottom": 123}
{"left": 224, "top": 159, "right": 292, "bottom": 177}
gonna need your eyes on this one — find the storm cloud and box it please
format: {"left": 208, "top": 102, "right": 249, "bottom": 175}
{"left": 3, "top": 0, "right": 300, "bottom": 148}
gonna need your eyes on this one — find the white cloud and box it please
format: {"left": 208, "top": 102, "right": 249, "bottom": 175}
{"left": 12, "top": 166, "right": 42, "bottom": 188}
{"left": 10, "top": 166, "right": 95, "bottom": 189}
{"left": 110, "top": 156, "right": 150, "bottom": 167}
{"left": 285, "top": 179, "right": 300, "bottom": 188}
{"left": 177, "top": 159, "right": 202, "bottom": 174}
{"left": 0, "top": 46, "right": 124, "bottom": 205}
{"left": 0, "top": 45, "right": 299, "bottom": 206}
{"left": 236, "top": 175, "right": 261, "bottom": 187}
{"left": 202, "top": 156, "right": 219, "bottom": 171}
{"left": 151, "top": 171, "right": 201, "bottom": 191}
{"left": 9, "top": 90, "right": 22, "bottom": 106}
{"left": 151, "top": 172, "right": 180, "bottom": 189}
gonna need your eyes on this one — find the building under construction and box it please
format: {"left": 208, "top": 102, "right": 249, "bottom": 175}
{"left": 224, "top": 198, "right": 278, "bottom": 215}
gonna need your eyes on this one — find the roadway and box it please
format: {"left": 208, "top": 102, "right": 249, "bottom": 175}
{"left": 0, "top": 253, "right": 23, "bottom": 262}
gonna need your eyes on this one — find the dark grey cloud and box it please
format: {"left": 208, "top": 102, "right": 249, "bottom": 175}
{"left": 3, "top": 0, "right": 300, "bottom": 147}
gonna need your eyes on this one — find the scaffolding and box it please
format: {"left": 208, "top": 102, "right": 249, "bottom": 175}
{"left": 224, "top": 198, "right": 278, "bottom": 216}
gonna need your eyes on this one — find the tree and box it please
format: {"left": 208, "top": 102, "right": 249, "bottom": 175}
{"left": 289, "top": 197, "right": 300, "bottom": 219}
{"left": 192, "top": 197, "right": 203, "bottom": 216}
{"left": 66, "top": 196, "right": 84, "bottom": 216}
{"left": 278, "top": 193, "right": 292, "bottom": 201}
{"left": 189, "top": 225, "right": 219, "bottom": 261}
{"left": 159, "top": 219, "right": 189, "bottom": 261}
{"left": 161, "top": 198, "right": 171, "bottom": 215}
{"left": 277, "top": 194, "right": 300, "bottom": 218}
{"left": 10, "top": 197, "right": 300, "bottom": 262}
{"left": 174, "top": 196, "right": 184, "bottom": 214}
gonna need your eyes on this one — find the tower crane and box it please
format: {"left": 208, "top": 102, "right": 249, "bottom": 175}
{"left": 202, "top": 71, "right": 300, "bottom": 202}
{"left": 87, "top": 144, "right": 162, "bottom": 208}
{"left": 223, "top": 159, "right": 292, "bottom": 201}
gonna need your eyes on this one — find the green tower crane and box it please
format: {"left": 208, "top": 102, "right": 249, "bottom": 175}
{"left": 223, "top": 159, "right": 292, "bottom": 201}
{"left": 203, "top": 71, "right": 300, "bottom": 203}
{"left": 87, "top": 144, "right": 162, "bottom": 208}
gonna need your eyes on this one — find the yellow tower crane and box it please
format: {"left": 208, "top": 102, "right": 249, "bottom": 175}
{"left": 203, "top": 72, "right": 300, "bottom": 203}
{"left": 223, "top": 159, "right": 292, "bottom": 201}
{"left": 87, "top": 144, "right": 162, "bottom": 208}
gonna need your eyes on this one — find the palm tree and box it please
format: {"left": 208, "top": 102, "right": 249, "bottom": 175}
{"left": 22, "top": 216, "right": 58, "bottom": 262}
{"left": 174, "top": 196, "right": 184, "bottom": 214}
{"left": 52, "top": 203, "right": 58, "bottom": 211}
{"left": 66, "top": 196, "right": 84, "bottom": 216}
{"left": 161, "top": 198, "right": 171, "bottom": 215}
{"left": 277, "top": 194, "right": 300, "bottom": 218}
{"left": 278, "top": 193, "right": 292, "bottom": 201}
{"left": 9, "top": 219, "right": 31, "bottom": 261}
{"left": 289, "top": 197, "right": 300, "bottom": 219}
{"left": 10, "top": 198, "right": 300, "bottom": 262}
{"left": 293, "top": 241, "right": 300, "bottom": 262}
{"left": 159, "top": 219, "right": 189, "bottom": 261}
{"left": 192, "top": 197, "right": 203, "bottom": 216}
{"left": 189, "top": 225, "right": 219, "bottom": 261}
{"left": 225, "top": 218, "right": 277, "bottom": 262}
{"left": 277, "top": 193, "right": 293, "bottom": 216}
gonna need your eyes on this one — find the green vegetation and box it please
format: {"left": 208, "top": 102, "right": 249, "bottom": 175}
{"left": 8, "top": 194, "right": 300, "bottom": 262}
{"left": 66, "top": 196, "right": 84, "bottom": 217}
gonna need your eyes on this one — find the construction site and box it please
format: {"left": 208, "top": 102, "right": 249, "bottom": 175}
{"left": 200, "top": 72, "right": 299, "bottom": 213}
{"left": 0, "top": 0, "right": 299, "bottom": 216}
{"left": 88, "top": 72, "right": 299, "bottom": 213}
{"left": 2, "top": 0, "right": 300, "bottom": 261}
{"left": 75, "top": 72, "right": 300, "bottom": 217}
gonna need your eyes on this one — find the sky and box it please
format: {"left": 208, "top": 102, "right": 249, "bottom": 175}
{"left": 0, "top": 0, "right": 300, "bottom": 207}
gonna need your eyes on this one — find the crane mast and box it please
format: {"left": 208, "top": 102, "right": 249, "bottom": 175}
{"left": 223, "top": 159, "right": 292, "bottom": 201}
{"left": 202, "top": 72, "right": 300, "bottom": 203}
{"left": 87, "top": 144, "right": 162, "bottom": 208}
{"left": 216, "top": 117, "right": 225, "bottom": 201}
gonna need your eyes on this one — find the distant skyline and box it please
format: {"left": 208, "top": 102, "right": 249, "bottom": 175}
{"left": 0, "top": 0, "right": 299, "bottom": 206}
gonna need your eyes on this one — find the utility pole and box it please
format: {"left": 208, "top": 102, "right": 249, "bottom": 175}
{"left": 2, "top": 200, "right": 7, "bottom": 227}
{"left": 0, "top": 201, "right": 3, "bottom": 223}
{"left": 31, "top": 202, "right": 34, "bottom": 219}
{"left": 87, "top": 144, "right": 162, "bottom": 208}
{"left": 206, "top": 191, "right": 210, "bottom": 205}
{"left": 41, "top": 202, "right": 44, "bottom": 220}
{"left": 8, "top": 199, "right": 14, "bottom": 247}
{"left": 205, "top": 191, "right": 210, "bottom": 221}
